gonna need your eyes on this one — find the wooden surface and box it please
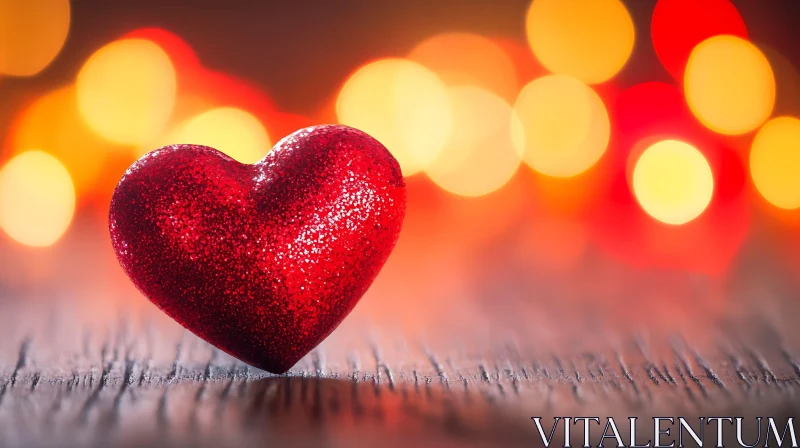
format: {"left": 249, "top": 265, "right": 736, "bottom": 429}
{"left": 1, "top": 287, "right": 800, "bottom": 448}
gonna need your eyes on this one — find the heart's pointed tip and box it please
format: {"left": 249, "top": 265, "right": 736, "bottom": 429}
{"left": 251, "top": 359, "right": 298, "bottom": 375}
{"left": 264, "top": 366, "right": 291, "bottom": 375}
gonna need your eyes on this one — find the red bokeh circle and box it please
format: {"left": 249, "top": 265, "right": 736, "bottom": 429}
{"left": 651, "top": 0, "right": 748, "bottom": 79}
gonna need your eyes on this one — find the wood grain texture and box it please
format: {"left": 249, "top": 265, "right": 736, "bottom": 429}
{"left": 1, "top": 293, "right": 799, "bottom": 448}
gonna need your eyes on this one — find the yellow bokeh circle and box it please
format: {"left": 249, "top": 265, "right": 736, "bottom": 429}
{"left": 0, "top": 0, "right": 71, "bottom": 76}
{"left": 633, "top": 140, "right": 714, "bottom": 225}
{"left": 0, "top": 151, "right": 75, "bottom": 247}
{"left": 425, "top": 86, "right": 523, "bottom": 197}
{"left": 77, "top": 38, "right": 177, "bottom": 145}
{"left": 167, "top": 107, "right": 272, "bottom": 164}
{"left": 525, "top": 0, "right": 635, "bottom": 84}
{"left": 336, "top": 58, "right": 453, "bottom": 176}
{"left": 514, "top": 75, "right": 610, "bottom": 177}
{"left": 685, "top": 35, "right": 775, "bottom": 135}
{"left": 750, "top": 116, "right": 800, "bottom": 210}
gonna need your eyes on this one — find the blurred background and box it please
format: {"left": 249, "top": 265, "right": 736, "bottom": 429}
{"left": 0, "top": 0, "right": 799, "bottom": 342}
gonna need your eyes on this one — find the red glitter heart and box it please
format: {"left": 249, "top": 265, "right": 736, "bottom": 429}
{"left": 109, "top": 125, "right": 406, "bottom": 373}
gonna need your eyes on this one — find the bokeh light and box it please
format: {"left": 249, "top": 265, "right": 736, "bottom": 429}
{"left": 613, "top": 81, "right": 704, "bottom": 184}
{"left": 750, "top": 116, "right": 800, "bottom": 210}
{"left": 591, "top": 145, "right": 748, "bottom": 276}
{"left": 684, "top": 35, "right": 775, "bottom": 135}
{"left": 0, "top": 151, "right": 75, "bottom": 247}
{"left": 166, "top": 107, "right": 271, "bottom": 164}
{"left": 595, "top": 80, "right": 749, "bottom": 274}
{"left": 0, "top": 0, "right": 70, "bottom": 76}
{"left": 633, "top": 140, "right": 714, "bottom": 225}
{"left": 336, "top": 58, "right": 453, "bottom": 176}
{"left": 77, "top": 38, "right": 177, "bottom": 145}
{"left": 409, "top": 33, "right": 518, "bottom": 101}
{"left": 425, "top": 86, "right": 523, "bottom": 197}
{"left": 651, "top": 0, "right": 748, "bottom": 79}
{"left": 525, "top": 0, "right": 635, "bottom": 84}
{"left": 514, "top": 75, "right": 610, "bottom": 177}
{"left": 7, "top": 86, "right": 114, "bottom": 201}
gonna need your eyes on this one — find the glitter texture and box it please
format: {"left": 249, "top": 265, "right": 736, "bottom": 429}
{"left": 109, "top": 125, "right": 406, "bottom": 373}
